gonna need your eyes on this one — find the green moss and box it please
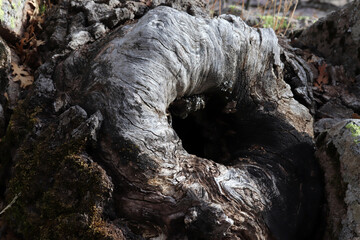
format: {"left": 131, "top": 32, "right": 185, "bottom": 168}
{"left": 297, "top": 16, "right": 308, "bottom": 21}
{"left": 259, "top": 15, "right": 289, "bottom": 31}
{"left": 0, "top": 102, "right": 40, "bottom": 195}
{"left": 229, "top": 5, "right": 236, "bottom": 10}
{"left": 228, "top": 5, "right": 237, "bottom": 13}
{"left": 40, "top": 4, "right": 46, "bottom": 14}
{"left": 345, "top": 122, "right": 360, "bottom": 144}
{"left": 2, "top": 102, "right": 113, "bottom": 240}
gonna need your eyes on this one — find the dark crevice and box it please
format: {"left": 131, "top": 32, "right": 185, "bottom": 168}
{"left": 170, "top": 92, "right": 232, "bottom": 165}
{"left": 170, "top": 93, "right": 325, "bottom": 240}
{"left": 280, "top": 53, "right": 312, "bottom": 109}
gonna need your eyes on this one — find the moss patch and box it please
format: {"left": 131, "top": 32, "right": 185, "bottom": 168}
{"left": 345, "top": 122, "right": 360, "bottom": 144}
{"left": 2, "top": 102, "right": 115, "bottom": 240}
{"left": 0, "top": 101, "right": 40, "bottom": 196}
{"left": 259, "top": 15, "right": 289, "bottom": 31}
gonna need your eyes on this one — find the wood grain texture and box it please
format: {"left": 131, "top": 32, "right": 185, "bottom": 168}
{"left": 53, "top": 6, "right": 322, "bottom": 239}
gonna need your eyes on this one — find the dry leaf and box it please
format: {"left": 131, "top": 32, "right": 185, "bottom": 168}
{"left": 15, "top": 38, "right": 26, "bottom": 53}
{"left": 4, "top": 92, "right": 9, "bottom": 101}
{"left": 36, "top": 16, "right": 45, "bottom": 29}
{"left": 27, "top": 25, "right": 35, "bottom": 36}
{"left": 15, "top": 0, "right": 47, "bottom": 67}
{"left": 314, "top": 63, "right": 329, "bottom": 89}
{"left": 30, "top": 39, "right": 45, "bottom": 48}
{"left": 36, "top": 39, "right": 45, "bottom": 46}
{"left": 352, "top": 113, "right": 360, "bottom": 119}
{"left": 11, "top": 63, "right": 34, "bottom": 88}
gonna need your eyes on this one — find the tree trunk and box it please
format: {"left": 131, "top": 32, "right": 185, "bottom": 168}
{"left": 0, "top": 1, "right": 332, "bottom": 240}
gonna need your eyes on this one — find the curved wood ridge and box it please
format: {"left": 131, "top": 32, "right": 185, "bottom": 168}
{"left": 55, "top": 6, "right": 322, "bottom": 239}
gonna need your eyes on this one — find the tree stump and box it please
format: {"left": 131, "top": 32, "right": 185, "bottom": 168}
{"left": 1, "top": 4, "right": 324, "bottom": 240}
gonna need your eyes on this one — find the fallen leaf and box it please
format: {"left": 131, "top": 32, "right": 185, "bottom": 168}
{"left": 314, "top": 63, "right": 329, "bottom": 89}
{"left": 27, "top": 25, "right": 35, "bottom": 36}
{"left": 14, "top": 0, "right": 47, "bottom": 67}
{"left": 352, "top": 113, "right": 360, "bottom": 119}
{"left": 11, "top": 63, "right": 34, "bottom": 88}
{"left": 30, "top": 39, "right": 45, "bottom": 48}
{"left": 36, "top": 16, "right": 45, "bottom": 29}
{"left": 15, "top": 38, "right": 26, "bottom": 53}
{"left": 4, "top": 92, "right": 9, "bottom": 101}
{"left": 36, "top": 39, "right": 45, "bottom": 46}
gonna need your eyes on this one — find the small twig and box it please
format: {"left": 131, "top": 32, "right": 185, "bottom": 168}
{"left": 241, "top": 0, "right": 245, "bottom": 18}
{"left": 263, "top": 0, "right": 271, "bottom": 15}
{"left": 211, "top": 0, "right": 217, "bottom": 16}
{"left": 284, "top": 0, "right": 298, "bottom": 35}
{"left": 219, "top": 0, "right": 222, "bottom": 15}
{"left": 275, "top": 0, "right": 283, "bottom": 32}
{"left": 273, "top": 0, "right": 277, "bottom": 29}
{"left": 0, "top": 193, "right": 21, "bottom": 216}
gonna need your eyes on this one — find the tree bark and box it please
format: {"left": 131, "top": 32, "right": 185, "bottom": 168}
{"left": 53, "top": 6, "right": 322, "bottom": 239}
{"left": 0, "top": 3, "right": 325, "bottom": 240}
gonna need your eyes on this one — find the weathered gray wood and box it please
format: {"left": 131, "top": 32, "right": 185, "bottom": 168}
{"left": 50, "top": 6, "right": 322, "bottom": 239}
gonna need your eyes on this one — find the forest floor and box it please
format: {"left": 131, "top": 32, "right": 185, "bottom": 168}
{"left": 210, "top": 0, "right": 349, "bottom": 34}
